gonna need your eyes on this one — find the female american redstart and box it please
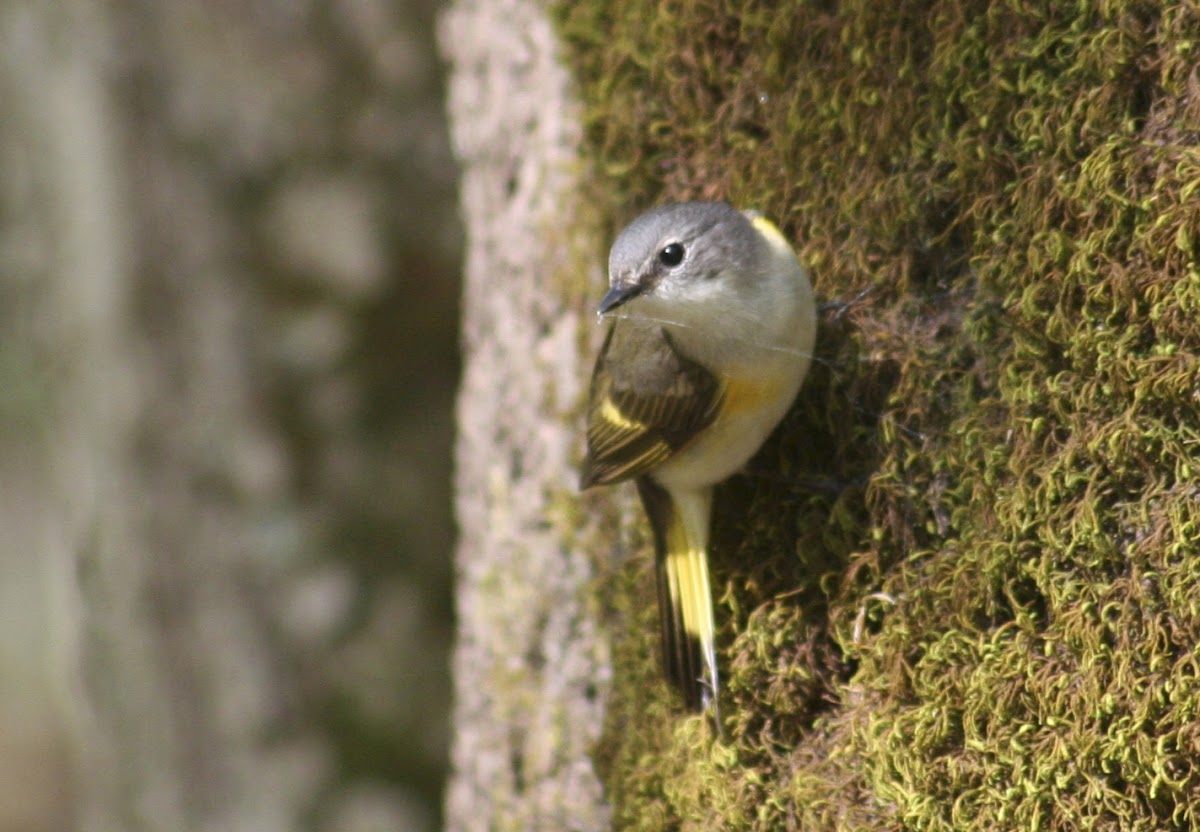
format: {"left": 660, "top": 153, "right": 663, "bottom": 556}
{"left": 581, "top": 201, "right": 817, "bottom": 714}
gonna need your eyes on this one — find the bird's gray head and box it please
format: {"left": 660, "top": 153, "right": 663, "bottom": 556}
{"left": 599, "top": 201, "right": 764, "bottom": 317}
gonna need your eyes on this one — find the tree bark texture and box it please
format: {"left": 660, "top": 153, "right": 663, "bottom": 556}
{"left": 441, "top": 1, "right": 613, "bottom": 829}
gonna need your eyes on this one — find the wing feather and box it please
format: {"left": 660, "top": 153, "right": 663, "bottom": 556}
{"left": 580, "top": 322, "right": 722, "bottom": 488}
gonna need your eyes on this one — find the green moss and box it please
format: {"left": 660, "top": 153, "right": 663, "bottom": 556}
{"left": 556, "top": 0, "right": 1200, "bottom": 828}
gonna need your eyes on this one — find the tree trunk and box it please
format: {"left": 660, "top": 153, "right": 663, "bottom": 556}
{"left": 1, "top": 0, "right": 458, "bottom": 829}
{"left": 444, "top": 1, "right": 1200, "bottom": 830}
{"left": 440, "top": 1, "right": 613, "bottom": 829}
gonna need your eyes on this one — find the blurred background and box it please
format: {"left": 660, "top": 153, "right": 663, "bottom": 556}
{"left": 0, "top": 0, "right": 460, "bottom": 830}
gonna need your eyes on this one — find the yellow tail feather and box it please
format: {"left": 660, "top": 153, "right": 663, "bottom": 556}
{"left": 637, "top": 479, "right": 719, "bottom": 714}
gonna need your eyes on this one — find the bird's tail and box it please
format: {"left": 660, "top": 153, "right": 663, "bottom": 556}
{"left": 635, "top": 478, "right": 719, "bottom": 715}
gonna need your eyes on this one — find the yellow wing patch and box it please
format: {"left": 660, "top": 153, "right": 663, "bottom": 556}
{"left": 599, "top": 397, "right": 644, "bottom": 431}
{"left": 581, "top": 324, "right": 724, "bottom": 489}
{"left": 580, "top": 390, "right": 677, "bottom": 488}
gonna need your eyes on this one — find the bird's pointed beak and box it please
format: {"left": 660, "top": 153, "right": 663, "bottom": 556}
{"left": 597, "top": 282, "right": 644, "bottom": 316}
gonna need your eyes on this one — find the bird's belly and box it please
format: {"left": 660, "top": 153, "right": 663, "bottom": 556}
{"left": 652, "top": 370, "right": 801, "bottom": 490}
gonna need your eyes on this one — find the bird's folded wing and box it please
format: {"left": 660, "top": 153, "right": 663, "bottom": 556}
{"left": 581, "top": 322, "right": 722, "bottom": 488}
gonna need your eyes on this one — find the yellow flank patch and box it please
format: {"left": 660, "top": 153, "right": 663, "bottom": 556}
{"left": 599, "top": 396, "right": 643, "bottom": 430}
{"left": 722, "top": 374, "right": 784, "bottom": 416}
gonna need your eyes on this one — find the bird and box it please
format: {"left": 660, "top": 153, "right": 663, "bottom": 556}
{"left": 581, "top": 201, "right": 817, "bottom": 715}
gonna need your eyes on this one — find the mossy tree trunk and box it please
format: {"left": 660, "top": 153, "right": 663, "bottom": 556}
{"left": 447, "top": 0, "right": 1200, "bottom": 830}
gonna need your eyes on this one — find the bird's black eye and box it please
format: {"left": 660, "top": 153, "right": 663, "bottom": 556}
{"left": 658, "top": 242, "right": 685, "bottom": 267}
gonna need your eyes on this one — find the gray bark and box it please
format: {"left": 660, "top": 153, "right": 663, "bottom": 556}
{"left": 441, "top": 0, "right": 612, "bottom": 828}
